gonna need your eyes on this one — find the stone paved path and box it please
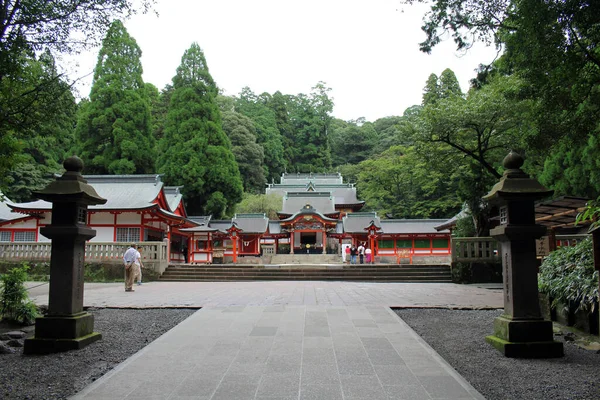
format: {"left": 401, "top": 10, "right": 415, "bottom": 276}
{"left": 29, "top": 282, "right": 501, "bottom": 399}
{"left": 29, "top": 281, "right": 502, "bottom": 309}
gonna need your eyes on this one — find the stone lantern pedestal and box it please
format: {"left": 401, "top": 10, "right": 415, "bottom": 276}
{"left": 24, "top": 157, "right": 107, "bottom": 354}
{"left": 483, "top": 151, "right": 563, "bottom": 358}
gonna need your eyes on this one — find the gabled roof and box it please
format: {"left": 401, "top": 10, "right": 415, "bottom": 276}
{"left": 188, "top": 215, "right": 212, "bottom": 226}
{"left": 232, "top": 213, "right": 269, "bottom": 234}
{"left": 0, "top": 192, "right": 18, "bottom": 221}
{"left": 434, "top": 210, "right": 467, "bottom": 231}
{"left": 343, "top": 212, "right": 381, "bottom": 233}
{"left": 266, "top": 184, "right": 363, "bottom": 206}
{"left": 279, "top": 204, "right": 340, "bottom": 224}
{"left": 380, "top": 219, "right": 450, "bottom": 235}
{"left": 164, "top": 186, "right": 184, "bottom": 214}
{"left": 208, "top": 220, "right": 233, "bottom": 234}
{"left": 9, "top": 175, "right": 165, "bottom": 212}
{"left": 280, "top": 172, "right": 343, "bottom": 185}
{"left": 281, "top": 192, "right": 337, "bottom": 215}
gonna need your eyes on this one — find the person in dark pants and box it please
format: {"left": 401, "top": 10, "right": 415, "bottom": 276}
{"left": 358, "top": 243, "right": 365, "bottom": 264}
{"left": 350, "top": 245, "right": 358, "bottom": 264}
{"left": 182, "top": 245, "right": 188, "bottom": 263}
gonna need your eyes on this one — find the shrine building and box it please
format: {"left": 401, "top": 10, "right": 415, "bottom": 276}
{"left": 0, "top": 173, "right": 452, "bottom": 265}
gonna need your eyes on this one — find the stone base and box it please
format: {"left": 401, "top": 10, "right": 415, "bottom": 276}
{"left": 487, "top": 314, "right": 563, "bottom": 358}
{"left": 23, "top": 312, "right": 102, "bottom": 354}
{"left": 24, "top": 331, "right": 102, "bottom": 354}
{"left": 485, "top": 335, "right": 564, "bottom": 358}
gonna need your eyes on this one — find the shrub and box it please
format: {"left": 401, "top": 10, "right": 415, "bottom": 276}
{"left": 538, "top": 238, "right": 599, "bottom": 313}
{"left": 0, "top": 263, "right": 39, "bottom": 324}
{"left": 451, "top": 262, "right": 472, "bottom": 283}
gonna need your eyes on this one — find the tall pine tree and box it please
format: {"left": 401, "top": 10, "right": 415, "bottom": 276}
{"left": 75, "top": 20, "right": 155, "bottom": 174}
{"left": 157, "top": 43, "right": 243, "bottom": 217}
{"left": 236, "top": 88, "right": 286, "bottom": 182}
{"left": 221, "top": 110, "right": 266, "bottom": 194}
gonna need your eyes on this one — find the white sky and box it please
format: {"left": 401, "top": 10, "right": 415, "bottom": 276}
{"left": 71, "top": 0, "right": 500, "bottom": 122}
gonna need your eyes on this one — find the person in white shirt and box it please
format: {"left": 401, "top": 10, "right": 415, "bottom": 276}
{"left": 123, "top": 244, "right": 138, "bottom": 292}
{"left": 357, "top": 243, "right": 365, "bottom": 264}
{"left": 135, "top": 246, "right": 144, "bottom": 286}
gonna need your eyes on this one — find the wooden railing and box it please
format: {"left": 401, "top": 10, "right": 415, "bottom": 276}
{"left": 0, "top": 241, "right": 168, "bottom": 274}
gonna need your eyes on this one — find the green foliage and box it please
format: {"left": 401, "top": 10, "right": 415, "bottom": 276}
{"left": 355, "top": 146, "right": 461, "bottom": 218}
{"left": 1, "top": 50, "right": 77, "bottom": 194}
{"left": 284, "top": 82, "right": 334, "bottom": 171}
{"left": 415, "top": 74, "right": 535, "bottom": 234}
{"left": 236, "top": 88, "right": 286, "bottom": 182}
{"left": 235, "top": 193, "right": 283, "bottom": 220}
{"left": 329, "top": 119, "right": 377, "bottom": 167}
{"left": 539, "top": 239, "right": 599, "bottom": 313}
{"left": 221, "top": 110, "right": 266, "bottom": 194}
{"left": 400, "top": 0, "right": 509, "bottom": 53}
{"left": 0, "top": 264, "right": 38, "bottom": 324}
{"left": 75, "top": 20, "right": 155, "bottom": 175}
{"left": 576, "top": 197, "right": 600, "bottom": 232}
{"left": 157, "top": 43, "right": 243, "bottom": 216}
{"left": 453, "top": 214, "right": 476, "bottom": 238}
{"left": 0, "top": 0, "right": 153, "bottom": 190}
{"left": 405, "top": 0, "right": 600, "bottom": 198}
{"left": 422, "top": 73, "right": 440, "bottom": 105}
{"left": 451, "top": 262, "right": 472, "bottom": 284}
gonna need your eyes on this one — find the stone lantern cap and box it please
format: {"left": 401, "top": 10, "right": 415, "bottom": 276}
{"left": 483, "top": 151, "right": 553, "bottom": 204}
{"left": 34, "top": 156, "right": 107, "bottom": 206}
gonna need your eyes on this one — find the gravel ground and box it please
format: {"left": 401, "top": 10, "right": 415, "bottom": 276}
{"left": 3, "top": 308, "right": 599, "bottom": 399}
{"left": 1, "top": 308, "right": 196, "bottom": 400}
{"left": 395, "top": 308, "right": 600, "bottom": 400}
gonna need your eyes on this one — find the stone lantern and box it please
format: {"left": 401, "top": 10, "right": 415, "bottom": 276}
{"left": 483, "top": 151, "right": 563, "bottom": 358}
{"left": 24, "top": 156, "right": 107, "bottom": 354}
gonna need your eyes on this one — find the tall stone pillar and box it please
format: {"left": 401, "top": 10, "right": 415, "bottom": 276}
{"left": 483, "top": 151, "right": 563, "bottom": 358}
{"left": 24, "top": 156, "right": 107, "bottom": 354}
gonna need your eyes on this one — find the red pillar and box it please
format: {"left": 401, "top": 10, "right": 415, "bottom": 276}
{"left": 232, "top": 234, "right": 238, "bottom": 263}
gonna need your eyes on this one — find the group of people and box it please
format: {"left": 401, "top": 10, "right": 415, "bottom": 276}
{"left": 123, "top": 244, "right": 144, "bottom": 292}
{"left": 346, "top": 243, "right": 372, "bottom": 264}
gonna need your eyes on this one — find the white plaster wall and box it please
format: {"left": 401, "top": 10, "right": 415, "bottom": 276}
{"left": 192, "top": 253, "right": 209, "bottom": 262}
{"left": 8, "top": 219, "right": 37, "bottom": 228}
{"left": 90, "top": 212, "right": 113, "bottom": 224}
{"left": 38, "top": 229, "right": 51, "bottom": 242}
{"left": 117, "top": 213, "right": 141, "bottom": 225}
{"left": 88, "top": 227, "right": 114, "bottom": 242}
{"left": 40, "top": 213, "right": 51, "bottom": 224}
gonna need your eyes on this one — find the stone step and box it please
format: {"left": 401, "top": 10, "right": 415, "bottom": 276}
{"left": 158, "top": 276, "right": 452, "bottom": 282}
{"left": 269, "top": 254, "right": 343, "bottom": 264}
{"left": 158, "top": 263, "right": 451, "bottom": 282}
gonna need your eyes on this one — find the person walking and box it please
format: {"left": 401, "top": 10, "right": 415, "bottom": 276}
{"left": 344, "top": 244, "right": 350, "bottom": 263}
{"left": 350, "top": 245, "right": 357, "bottom": 265}
{"left": 365, "top": 246, "right": 372, "bottom": 264}
{"left": 358, "top": 243, "right": 365, "bottom": 264}
{"left": 123, "top": 243, "right": 138, "bottom": 292}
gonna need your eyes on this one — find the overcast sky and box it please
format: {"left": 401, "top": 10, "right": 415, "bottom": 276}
{"left": 72, "top": 0, "right": 500, "bottom": 122}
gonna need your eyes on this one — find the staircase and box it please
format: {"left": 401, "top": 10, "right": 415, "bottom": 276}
{"left": 158, "top": 263, "right": 452, "bottom": 283}
{"left": 269, "top": 254, "right": 341, "bottom": 265}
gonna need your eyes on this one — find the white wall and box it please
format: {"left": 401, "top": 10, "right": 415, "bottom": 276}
{"left": 89, "top": 227, "right": 114, "bottom": 242}
{"left": 117, "top": 212, "right": 141, "bottom": 224}
{"left": 90, "top": 212, "right": 113, "bottom": 224}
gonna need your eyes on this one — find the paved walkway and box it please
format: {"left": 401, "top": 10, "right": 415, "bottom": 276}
{"left": 29, "top": 282, "right": 502, "bottom": 399}
{"left": 29, "top": 281, "right": 502, "bottom": 309}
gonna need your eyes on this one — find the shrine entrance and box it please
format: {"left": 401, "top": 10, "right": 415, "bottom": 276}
{"left": 280, "top": 204, "right": 339, "bottom": 255}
